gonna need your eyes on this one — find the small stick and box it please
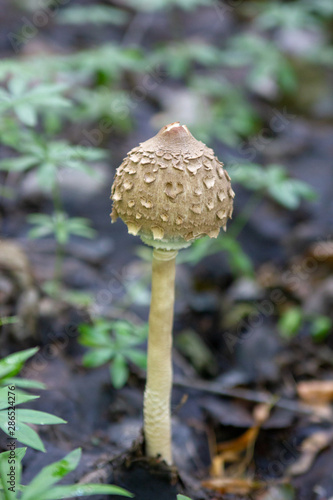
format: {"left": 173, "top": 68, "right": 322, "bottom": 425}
{"left": 173, "top": 377, "right": 319, "bottom": 417}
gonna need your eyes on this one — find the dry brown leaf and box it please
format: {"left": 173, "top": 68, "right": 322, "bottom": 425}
{"left": 206, "top": 402, "right": 273, "bottom": 492}
{"left": 215, "top": 403, "right": 273, "bottom": 454}
{"left": 286, "top": 430, "right": 333, "bottom": 476}
{"left": 297, "top": 380, "right": 333, "bottom": 405}
{"left": 216, "top": 426, "right": 259, "bottom": 454}
{"left": 202, "top": 477, "right": 262, "bottom": 494}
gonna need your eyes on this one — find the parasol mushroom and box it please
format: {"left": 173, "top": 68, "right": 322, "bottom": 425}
{"left": 111, "top": 122, "right": 234, "bottom": 464}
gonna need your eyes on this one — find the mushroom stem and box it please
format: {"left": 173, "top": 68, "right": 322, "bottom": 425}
{"left": 143, "top": 248, "right": 178, "bottom": 465}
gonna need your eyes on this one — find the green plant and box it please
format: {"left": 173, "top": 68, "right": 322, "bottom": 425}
{"left": 244, "top": 0, "right": 333, "bottom": 31}
{"left": 0, "top": 78, "right": 70, "bottom": 127}
{"left": 177, "top": 496, "right": 193, "bottom": 500}
{"left": 229, "top": 163, "right": 317, "bottom": 210}
{"left": 0, "top": 44, "right": 143, "bottom": 92}
{"left": 0, "top": 134, "right": 105, "bottom": 190}
{"left": 179, "top": 234, "right": 254, "bottom": 277}
{"left": 189, "top": 76, "right": 260, "bottom": 146}
{"left": 72, "top": 88, "right": 132, "bottom": 132}
{"left": 0, "top": 390, "right": 66, "bottom": 452}
{"left": 0, "top": 348, "right": 46, "bottom": 391}
{"left": 0, "top": 447, "right": 132, "bottom": 500}
{"left": 123, "top": 0, "right": 216, "bottom": 11}
{"left": 57, "top": 5, "right": 130, "bottom": 26}
{"left": 150, "top": 41, "right": 222, "bottom": 79}
{"left": 278, "top": 306, "right": 332, "bottom": 342}
{"left": 27, "top": 213, "right": 95, "bottom": 243}
{"left": 0, "top": 350, "right": 131, "bottom": 497}
{"left": 0, "top": 348, "right": 66, "bottom": 451}
{"left": 0, "top": 77, "right": 107, "bottom": 296}
{"left": 78, "top": 319, "right": 148, "bottom": 389}
{"left": 0, "top": 317, "right": 19, "bottom": 327}
{"left": 27, "top": 211, "right": 95, "bottom": 297}
{"left": 221, "top": 34, "right": 297, "bottom": 93}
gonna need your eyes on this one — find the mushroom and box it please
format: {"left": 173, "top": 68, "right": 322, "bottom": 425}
{"left": 110, "top": 122, "right": 234, "bottom": 464}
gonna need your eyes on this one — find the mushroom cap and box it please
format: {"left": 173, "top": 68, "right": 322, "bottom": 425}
{"left": 111, "top": 122, "right": 234, "bottom": 250}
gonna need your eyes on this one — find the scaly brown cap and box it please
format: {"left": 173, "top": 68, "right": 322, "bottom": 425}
{"left": 110, "top": 122, "right": 234, "bottom": 250}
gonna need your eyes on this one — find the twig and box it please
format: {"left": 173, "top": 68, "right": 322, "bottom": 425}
{"left": 173, "top": 376, "right": 323, "bottom": 418}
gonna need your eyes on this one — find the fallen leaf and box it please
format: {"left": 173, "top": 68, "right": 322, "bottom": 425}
{"left": 216, "top": 426, "right": 259, "bottom": 454}
{"left": 286, "top": 430, "right": 333, "bottom": 476}
{"left": 215, "top": 403, "right": 273, "bottom": 455}
{"left": 297, "top": 380, "right": 333, "bottom": 405}
{"left": 205, "top": 403, "right": 274, "bottom": 493}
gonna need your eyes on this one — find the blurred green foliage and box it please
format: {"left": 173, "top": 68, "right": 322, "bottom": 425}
{"left": 57, "top": 5, "right": 130, "bottom": 26}
{"left": 278, "top": 306, "right": 332, "bottom": 341}
{"left": 0, "top": 0, "right": 329, "bottom": 321}
{"left": 78, "top": 319, "right": 148, "bottom": 388}
{"left": 122, "top": 0, "right": 216, "bottom": 11}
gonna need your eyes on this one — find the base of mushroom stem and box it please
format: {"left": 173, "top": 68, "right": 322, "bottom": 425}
{"left": 107, "top": 431, "right": 202, "bottom": 499}
{"left": 119, "top": 429, "right": 179, "bottom": 480}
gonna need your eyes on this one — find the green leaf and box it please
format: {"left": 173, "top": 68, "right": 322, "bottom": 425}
{"left": 110, "top": 355, "right": 129, "bottom": 389}
{"left": 39, "top": 484, "right": 133, "bottom": 499}
{"left": 3, "top": 378, "right": 46, "bottom": 390}
{"left": 0, "top": 155, "right": 37, "bottom": 172}
{"left": 125, "top": 349, "right": 147, "bottom": 370}
{"left": 123, "top": 0, "right": 215, "bottom": 12}
{"left": 227, "top": 246, "right": 254, "bottom": 277}
{"left": 177, "top": 496, "right": 193, "bottom": 500}
{"left": 287, "top": 179, "right": 317, "bottom": 202}
{"left": 27, "top": 214, "right": 52, "bottom": 225}
{"left": 0, "top": 417, "right": 45, "bottom": 452}
{"left": 66, "top": 218, "right": 96, "bottom": 239}
{"left": 310, "top": 316, "right": 332, "bottom": 342}
{"left": 82, "top": 349, "right": 114, "bottom": 368}
{"left": 220, "top": 237, "right": 254, "bottom": 277}
{"left": 0, "top": 448, "right": 26, "bottom": 500}
{"left": 60, "top": 290, "right": 94, "bottom": 308}
{"left": 279, "top": 307, "right": 303, "bottom": 339}
{"left": 15, "top": 103, "right": 36, "bottom": 126}
{"left": 228, "top": 163, "right": 266, "bottom": 191}
{"left": 57, "top": 5, "right": 129, "bottom": 26}
{"left": 28, "top": 226, "right": 54, "bottom": 240}
{"left": 0, "top": 348, "right": 39, "bottom": 381}
{"left": 16, "top": 409, "right": 66, "bottom": 426}
{"left": 78, "top": 321, "right": 114, "bottom": 347}
{"left": 0, "top": 316, "right": 18, "bottom": 327}
{"left": 21, "top": 449, "right": 82, "bottom": 500}
{"left": 268, "top": 183, "right": 300, "bottom": 209}
{"left": 0, "top": 387, "right": 39, "bottom": 410}
{"left": 0, "top": 80, "right": 70, "bottom": 127}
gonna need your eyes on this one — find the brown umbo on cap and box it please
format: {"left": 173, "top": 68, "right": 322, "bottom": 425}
{"left": 111, "top": 122, "right": 235, "bottom": 250}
